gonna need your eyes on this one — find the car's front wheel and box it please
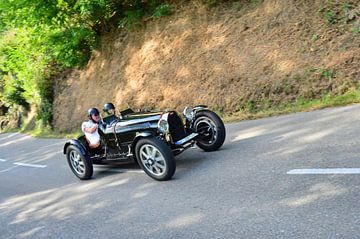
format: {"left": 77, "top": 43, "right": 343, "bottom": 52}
{"left": 66, "top": 145, "right": 93, "bottom": 180}
{"left": 135, "top": 137, "right": 176, "bottom": 181}
{"left": 194, "top": 110, "right": 226, "bottom": 151}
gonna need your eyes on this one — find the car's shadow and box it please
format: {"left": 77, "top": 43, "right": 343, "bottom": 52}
{"left": 92, "top": 161, "right": 141, "bottom": 178}
{"left": 91, "top": 145, "right": 231, "bottom": 180}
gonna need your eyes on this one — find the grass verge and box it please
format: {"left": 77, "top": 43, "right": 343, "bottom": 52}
{"left": 23, "top": 128, "right": 83, "bottom": 139}
{"left": 0, "top": 126, "right": 82, "bottom": 139}
{"left": 223, "top": 88, "right": 360, "bottom": 122}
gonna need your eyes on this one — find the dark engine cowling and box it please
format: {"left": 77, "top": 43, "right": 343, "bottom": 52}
{"left": 167, "top": 112, "right": 187, "bottom": 142}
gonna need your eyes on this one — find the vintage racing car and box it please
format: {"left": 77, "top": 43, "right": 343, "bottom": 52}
{"left": 63, "top": 105, "right": 226, "bottom": 181}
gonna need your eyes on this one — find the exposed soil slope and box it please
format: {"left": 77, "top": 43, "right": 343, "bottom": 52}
{"left": 53, "top": 0, "right": 360, "bottom": 132}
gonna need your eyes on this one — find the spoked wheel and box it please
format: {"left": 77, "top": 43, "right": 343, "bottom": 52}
{"left": 194, "top": 110, "right": 226, "bottom": 151}
{"left": 66, "top": 145, "right": 93, "bottom": 180}
{"left": 135, "top": 137, "right": 175, "bottom": 181}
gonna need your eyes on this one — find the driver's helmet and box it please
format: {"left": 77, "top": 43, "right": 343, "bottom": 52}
{"left": 103, "top": 102, "right": 115, "bottom": 115}
{"left": 88, "top": 107, "right": 100, "bottom": 120}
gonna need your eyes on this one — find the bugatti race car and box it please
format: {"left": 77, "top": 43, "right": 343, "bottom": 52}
{"left": 63, "top": 105, "right": 226, "bottom": 181}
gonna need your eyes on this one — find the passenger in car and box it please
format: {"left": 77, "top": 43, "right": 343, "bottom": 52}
{"left": 82, "top": 108, "right": 101, "bottom": 148}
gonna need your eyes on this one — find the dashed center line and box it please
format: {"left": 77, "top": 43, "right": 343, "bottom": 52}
{"left": 287, "top": 168, "right": 360, "bottom": 175}
{"left": 13, "top": 162, "right": 47, "bottom": 168}
{"left": 0, "top": 159, "right": 47, "bottom": 168}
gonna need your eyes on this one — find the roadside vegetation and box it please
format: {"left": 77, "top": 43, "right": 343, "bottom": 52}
{"left": 0, "top": 0, "right": 359, "bottom": 137}
{"left": 224, "top": 88, "right": 360, "bottom": 122}
{"left": 0, "top": 0, "right": 172, "bottom": 135}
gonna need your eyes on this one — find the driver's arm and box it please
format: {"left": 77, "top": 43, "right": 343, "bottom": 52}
{"left": 83, "top": 124, "right": 98, "bottom": 134}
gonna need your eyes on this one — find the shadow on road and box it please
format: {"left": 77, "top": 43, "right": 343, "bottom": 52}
{"left": 1, "top": 105, "right": 360, "bottom": 238}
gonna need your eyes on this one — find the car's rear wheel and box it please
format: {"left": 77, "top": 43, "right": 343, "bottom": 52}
{"left": 135, "top": 137, "right": 176, "bottom": 181}
{"left": 66, "top": 145, "right": 93, "bottom": 180}
{"left": 194, "top": 110, "right": 226, "bottom": 151}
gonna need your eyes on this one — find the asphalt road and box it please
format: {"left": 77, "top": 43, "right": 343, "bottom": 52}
{"left": 1, "top": 105, "right": 360, "bottom": 239}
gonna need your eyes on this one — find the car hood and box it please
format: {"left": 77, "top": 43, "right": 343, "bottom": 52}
{"left": 122, "top": 111, "right": 163, "bottom": 120}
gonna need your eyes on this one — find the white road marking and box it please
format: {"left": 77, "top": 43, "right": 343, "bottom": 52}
{"left": 13, "top": 162, "right": 47, "bottom": 168}
{"left": 0, "top": 166, "right": 18, "bottom": 173}
{"left": 0, "top": 159, "right": 7, "bottom": 162}
{"left": 287, "top": 168, "right": 360, "bottom": 175}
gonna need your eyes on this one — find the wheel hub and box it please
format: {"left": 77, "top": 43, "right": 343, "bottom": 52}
{"left": 140, "top": 144, "right": 167, "bottom": 177}
{"left": 147, "top": 158, "right": 155, "bottom": 166}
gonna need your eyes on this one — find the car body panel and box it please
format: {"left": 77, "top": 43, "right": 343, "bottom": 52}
{"left": 63, "top": 108, "right": 199, "bottom": 163}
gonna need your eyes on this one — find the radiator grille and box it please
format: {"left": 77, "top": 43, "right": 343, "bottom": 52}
{"left": 168, "top": 112, "right": 186, "bottom": 142}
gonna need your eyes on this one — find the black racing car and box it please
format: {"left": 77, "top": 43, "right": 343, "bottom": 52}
{"left": 63, "top": 105, "right": 226, "bottom": 181}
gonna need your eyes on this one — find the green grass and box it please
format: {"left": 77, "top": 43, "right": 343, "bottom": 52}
{"left": 23, "top": 128, "right": 83, "bottom": 139}
{"left": 223, "top": 88, "right": 360, "bottom": 123}
{"left": 0, "top": 114, "right": 82, "bottom": 139}
{"left": 0, "top": 127, "right": 19, "bottom": 134}
{"left": 1, "top": 125, "right": 82, "bottom": 139}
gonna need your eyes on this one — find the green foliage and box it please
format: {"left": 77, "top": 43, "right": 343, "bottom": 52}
{"left": 318, "top": 1, "right": 359, "bottom": 25}
{"left": 342, "top": 3, "right": 352, "bottom": 11}
{"left": 311, "top": 34, "right": 320, "bottom": 41}
{"left": 74, "top": 0, "right": 114, "bottom": 24}
{"left": 118, "top": 9, "right": 145, "bottom": 29}
{"left": 250, "top": 0, "right": 261, "bottom": 5}
{"left": 319, "top": 68, "right": 336, "bottom": 81}
{"left": 309, "top": 68, "right": 336, "bottom": 81}
{"left": 49, "top": 27, "right": 96, "bottom": 67}
{"left": 118, "top": 1, "right": 173, "bottom": 29}
{"left": 226, "top": 88, "right": 360, "bottom": 123}
{"left": 353, "top": 27, "right": 360, "bottom": 34}
{"left": 0, "top": 0, "right": 174, "bottom": 129}
{"left": 152, "top": 4, "right": 171, "bottom": 19}
{"left": 325, "top": 10, "right": 338, "bottom": 24}
{"left": 38, "top": 99, "right": 53, "bottom": 126}
{"left": 3, "top": 75, "right": 28, "bottom": 108}
{"left": 245, "top": 100, "right": 256, "bottom": 112}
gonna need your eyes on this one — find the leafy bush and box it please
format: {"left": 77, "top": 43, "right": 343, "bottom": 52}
{"left": 0, "top": 0, "right": 173, "bottom": 129}
{"left": 152, "top": 4, "right": 171, "bottom": 19}
{"left": 118, "top": 9, "right": 145, "bottom": 29}
{"left": 38, "top": 98, "right": 53, "bottom": 126}
{"left": 49, "top": 27, "right": 96, "bottom": 67}
{"left": 2, "top": 75, "right": 29, "bottom": 109}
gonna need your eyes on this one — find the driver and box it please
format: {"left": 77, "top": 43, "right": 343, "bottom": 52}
{"left": 102, "top": 102, "right": 119, "bottom": 125}
{"left": 82, "top": 108, "right": 101, "bottom": 148}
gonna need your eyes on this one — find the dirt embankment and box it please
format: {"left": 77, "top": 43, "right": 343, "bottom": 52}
{"left": 53, "top": 0, "right": 360, "bottom": 132}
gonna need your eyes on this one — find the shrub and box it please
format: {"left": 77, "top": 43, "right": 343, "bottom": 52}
{"left": 152, "top": 4, "right": 171, "bottom": 19}
{"left": 2, "top": 75, "right": 29, "bottom": 109}
{"left": 118, "top": 9, "right": 145, "bottom": 29}
{"left": 0, "top": 0, "right": 174, "bottom": 128}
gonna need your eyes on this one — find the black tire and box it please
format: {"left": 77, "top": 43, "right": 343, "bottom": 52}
{"left": 0, "top": 120, "right": 9, "bottom": 130}
{"left": 66, "top": 145, "right": 93, "bottom": 180}
{"left": 194, "top": 110, "right": 226, "bottom": 151}
{"left": 135, "top": 137, "right": 176, "bottom": 181}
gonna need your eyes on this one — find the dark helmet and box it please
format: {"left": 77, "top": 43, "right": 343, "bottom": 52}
{"left": 88, "top": 107, "right": 100, "bottom": 119}
{"left": 103, "top": 102, "right": 115, "bottom": 114}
